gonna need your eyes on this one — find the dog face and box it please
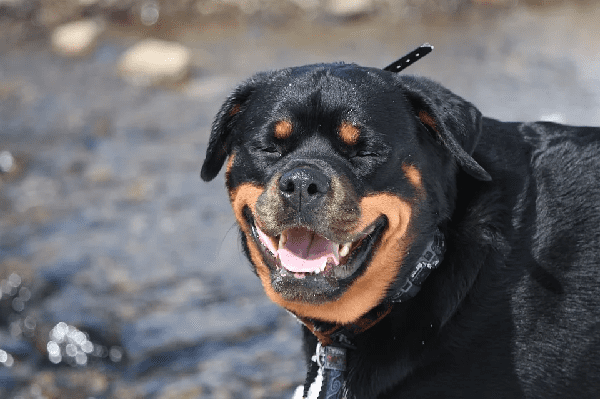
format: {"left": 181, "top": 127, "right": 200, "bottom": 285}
{"left": 202, "top": 64, "right": 490, "bottom": 324}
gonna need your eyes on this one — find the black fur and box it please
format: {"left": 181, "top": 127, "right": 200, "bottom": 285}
{"left": 201, "top": 62, "right": 600, "bottom": 398}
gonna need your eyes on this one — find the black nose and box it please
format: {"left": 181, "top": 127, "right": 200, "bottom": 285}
{"left": 279, "top": 167, "right": 330, "bottom": 210}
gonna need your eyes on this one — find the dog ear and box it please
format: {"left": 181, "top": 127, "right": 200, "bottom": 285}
{"left": 397, "top": 75, "right": 491, "bottom": 181}
{"left": 201, "top": 74, "right": 269, "bottom": 181}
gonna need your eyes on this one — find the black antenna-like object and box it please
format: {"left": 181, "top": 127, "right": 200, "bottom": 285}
{"left": 383, "top": 43, "right": 434, "bottom": 73}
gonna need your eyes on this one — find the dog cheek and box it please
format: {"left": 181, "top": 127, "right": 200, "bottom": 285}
{"left": 229, "top": 183, "right": 271, "bottom": 278}
{"left": 346, "top": 194, "right": 414, "bottom": 304}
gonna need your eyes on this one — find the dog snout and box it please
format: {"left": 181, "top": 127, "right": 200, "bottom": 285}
{"left": 279, "top": 167, "right": 330, "bottom": 210}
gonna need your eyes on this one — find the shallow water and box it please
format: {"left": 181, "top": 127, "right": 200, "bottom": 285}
{"left": 1, "top": 3, "right": 599, "bottom": 398}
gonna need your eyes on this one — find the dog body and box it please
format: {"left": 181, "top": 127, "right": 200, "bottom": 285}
{"left": 201, "top": 63, "right": 600, "bottom": 398}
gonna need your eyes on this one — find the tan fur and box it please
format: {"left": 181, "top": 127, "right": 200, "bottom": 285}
{"left": 225, "top": 152, "right": 236, "bottom": 197}
{"left": 339, "top": 122, "right": 360, "bottom": 146}
{"left": 402, "top": 164, "right": 424, "bottom": 196}
{"left": 274, "top": 120, "right": 293, "bottom": 139}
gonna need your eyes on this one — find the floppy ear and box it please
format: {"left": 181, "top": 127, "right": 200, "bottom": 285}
{"left": 397, "top": 75, "right": 491, "bottom": 181}
{"left": 201, "top": 74, "right": 269, "bottom": 182}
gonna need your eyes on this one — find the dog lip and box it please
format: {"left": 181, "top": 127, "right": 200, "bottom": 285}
{"left": 243, "top": 206, "right": 387, "bottom": 282}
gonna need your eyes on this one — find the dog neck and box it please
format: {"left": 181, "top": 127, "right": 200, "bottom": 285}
{"left": 296, "top": 228, "right": 446, "bottom": 398}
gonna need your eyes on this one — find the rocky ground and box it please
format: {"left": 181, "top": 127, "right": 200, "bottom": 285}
{"left": 1, "top": 1, "right": 599, "bottom": 398}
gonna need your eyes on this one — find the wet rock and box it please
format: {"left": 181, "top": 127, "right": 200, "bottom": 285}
{"left": 118, "top": 39, "right": 192, "bottom": 86}
{"left": 140, "top": 1, "right": 160, "bottom": 26}
{"left": 51, "top": 20, "right": 103, "bottom": 57}
{"left": 0, "top": 151, "right": 27, "bottom": 182}
{"left": 84, "top": 164, "right": 113, "bottom": 183}
{"left": 14, "top": 175, "right": 59, "bottom": 214}
{"left": 0, "top": 151, "right": 15, "bottom": 174}
{"left": 121, "top": 297, "right": 282, "bottom": 361}
{"left": 156, "top": 380, "right": 203, "bottom": 399}
{"left": 25, "top": 369, "right": 109, "bottom": 398}
{"left": 126, "top": 178, "right": 155, "bottom": 202}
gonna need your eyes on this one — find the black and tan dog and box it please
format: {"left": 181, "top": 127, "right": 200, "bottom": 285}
{"left": 201, "top": 53, "right": 600, "bottom": 398}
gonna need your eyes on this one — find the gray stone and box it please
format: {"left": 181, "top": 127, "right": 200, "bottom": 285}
{"left": 326, "top": 0, "right": 375, "bottom": 17}
{"left": 118, "top": 39, "right": 192, "bottom": 86}
{"left": 51, "top": 20, "right": 103, "bottom": 57}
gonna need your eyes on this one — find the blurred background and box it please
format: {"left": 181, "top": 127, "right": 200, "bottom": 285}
{"left": 0, "top": 0, "right": 599, "bottom": 398}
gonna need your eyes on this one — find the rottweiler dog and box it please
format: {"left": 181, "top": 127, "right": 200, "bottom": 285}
{"left": 201, "top": 57, "right": 600, "bottom": 398}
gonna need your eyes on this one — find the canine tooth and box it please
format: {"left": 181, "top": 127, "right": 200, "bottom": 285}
{"left": 339, "top": 242, "right": 352, "bottom": 257}
{"left": 278, "top": 233, "right": 287, "bottom": 249}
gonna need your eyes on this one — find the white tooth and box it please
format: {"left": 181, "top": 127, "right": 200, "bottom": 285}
{"left": 339, "top": 242, "right": 352, "bottom": 257}
{"left": 278, "top": 233, "right": 286, "bottom": 249}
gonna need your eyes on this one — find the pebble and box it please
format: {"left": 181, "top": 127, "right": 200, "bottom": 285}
{"left": 0, "top": 151, "right": 15, "bottom": 174}
{"left": 118, "top": 39, "right": 192, "bottom": 86}
{"left": 51, "top": 20, "right": 103, "bottom": 57}
{"left": 326, "top": 0, "right": 375, "bottom": 17}
{"left": 84, "top": 164, "right": 113, "bottom": 183}
{"left": 156, "top": 381, "right": 203, "bottom": 399}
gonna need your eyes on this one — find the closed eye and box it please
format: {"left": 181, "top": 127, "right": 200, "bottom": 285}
{"left": 262, "top": 146, "right": 280, "bottom": 153}
{"left": 355, "top": 150, "right": 378, "bottom": 157}
{"left": 348, "top": 149, "right": 378, "bottom": 159}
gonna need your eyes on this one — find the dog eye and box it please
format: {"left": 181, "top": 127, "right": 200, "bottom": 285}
{"left": 353, "top": 150, "right": 378, "bottom": 158}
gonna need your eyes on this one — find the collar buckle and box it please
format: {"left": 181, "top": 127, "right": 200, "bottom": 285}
{"left": 316, "top": 342, "right": 347, "bottom": 372}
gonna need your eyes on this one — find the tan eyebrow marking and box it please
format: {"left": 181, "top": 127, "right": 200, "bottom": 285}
{"left": 338, "top": 122, "right": 360, "bottom": 145}
{"left": 274, "top": 120, "right": 293, "bottom": 139}
{"left": 402, "top": 164, "right": 425, "bottom": 196}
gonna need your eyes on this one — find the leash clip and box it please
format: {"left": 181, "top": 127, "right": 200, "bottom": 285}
{"left": 316, "top": 342, "right": 347, "bottom": 372}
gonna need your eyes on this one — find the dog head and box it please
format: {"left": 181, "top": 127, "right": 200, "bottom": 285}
{"left": 201, "top": 63, "right": 490, "bottom": 324}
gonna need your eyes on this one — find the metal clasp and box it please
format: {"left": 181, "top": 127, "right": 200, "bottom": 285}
{"left": 315, "top": 342, "right": 346, "bottom": 372}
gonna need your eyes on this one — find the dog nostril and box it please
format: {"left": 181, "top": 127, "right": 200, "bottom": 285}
{"left": 282, "top": 180, "right": 295, "bottom": 193}
{"left": 307, "top": 183, "right": 318, "bottom": 196}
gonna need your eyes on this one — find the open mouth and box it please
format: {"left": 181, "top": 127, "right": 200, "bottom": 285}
{"left": 243, "top": 208, "right": 387, "bottom": 282}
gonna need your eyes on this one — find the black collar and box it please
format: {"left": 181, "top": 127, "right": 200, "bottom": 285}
{"left": 383, "top": 43, "right": 434, "bottom": 73}
{"left": 389, "top": 227, "right": 445, "bottom": 302}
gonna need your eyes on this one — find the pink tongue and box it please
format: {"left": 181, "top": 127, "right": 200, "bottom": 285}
{"left": 279, "top": 227, "right": 339, "bottom": 273}
{"left": 256, "top": 226, "right": 339, "bottom": 273}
